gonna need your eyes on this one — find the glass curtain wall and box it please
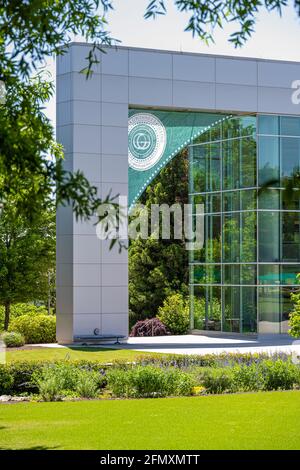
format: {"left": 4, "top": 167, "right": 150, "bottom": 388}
{"left": 189, "top": 114, "right": 300, "bottom": 334}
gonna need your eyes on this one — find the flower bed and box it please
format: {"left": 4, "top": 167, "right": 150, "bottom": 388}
{"left": 0, "top": 353, "right": 299, "bottom": 402}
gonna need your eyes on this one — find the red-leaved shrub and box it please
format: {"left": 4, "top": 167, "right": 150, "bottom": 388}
{"left": 130, "top": 318, "right": 169, "bottom": 337}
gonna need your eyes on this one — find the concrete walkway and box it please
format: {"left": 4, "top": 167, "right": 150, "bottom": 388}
{"left": 36, "top": 334, "right": 300, "bottom": 356}
{"left": 120, "top": 334, "right": 299, "bottom": 356}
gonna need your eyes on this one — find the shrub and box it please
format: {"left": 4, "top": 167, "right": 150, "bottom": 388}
{"left": 1, "top": 331, "right": 25, "bottom": 348}
{"left": 289, "top": 300, "right": 300, "bottom": 338}
{"left": 157, "top": 293, "right": 189, "bottom": 335}
{"left": 36, "top": 374, "right": 64, "bottom": 401}
{"left": 107, "top": 366, "right": 194, "bottom": 398}
{"left": 197, "top": 360, "right": 300, "bottom": 394}
{"left": 7, "top": 361, "right": 44, "bottom": 394}
{"left": 259, "top": 359, "right": 300, "bottom": 391}
{"left": 200, "top": 368, "right": 235, "bottom": 394}
{"left": 9, "top": 314, "right": 56, "bottom": 344}
{"left": 0, "top": 303, "right": 48, "bottom": 330}
{"left": 289, "top": 275, "right": 300, "bottom": 338}
{"left": 0, "top": 365, "right": 13, "bottom": 394}
{"left": 32, "top": 363, "right": 79, "bottom": 392}
{"left": 31, "top": 363, "right": 106, "bottom": 400}
{"left": 232, "top": 364, "right": 265, "bottom": 392}
{"left": 32, "top": 364, "right": 79, "bottom": 401}
{"left": 130, "top": 318, "right": 168, "bottom": 337}
{"left": 2, "top": 360, "right": 107, "bottom": 396}
{"left": 76, "top": 371, "right": 100, "bottom": 398}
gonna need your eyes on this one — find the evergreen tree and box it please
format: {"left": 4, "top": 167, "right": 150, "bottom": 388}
{"left": 129, "top": 150, "right": 189, "bottom": 326}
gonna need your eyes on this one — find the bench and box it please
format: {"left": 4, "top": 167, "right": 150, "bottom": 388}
{"left": 73, "top": 333, "right": 126, "bottom": 345}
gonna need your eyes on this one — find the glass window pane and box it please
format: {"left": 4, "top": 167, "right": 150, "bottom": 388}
{"left": 241, "top": 212, "right": 256, "bottom": 262}
{"left": 280, "top": 116, "right": 300, "bottom": 137}
{"left": 242, "top": 287, "right": 257, "bottom": 333}
{"left": 191, "top": 145, "right": 208, "bottom": 193}
{"left": 241, "top": 190, "right": 256, "bottom": 210}
{"left": 258, "top": 136, "right": 280, "bottom": 186}
{"left": 192, "top": 286, "right": 221, "bottom": 331}
{"left": 241, "top": 137, "right": 256, "bottom": 188}
{"left": 282, "top": 212, "right": 300, "bottom": 261}
{"left": 281, "top": 265, "right": 300, "bottom": 285}
{"left": 258, "top": 212, "right": 280, "bottom": 262}
{"left": 223, "top": 191, "right": 240, "bottom": 212}
{"left": 259, "top": 265, "right": 280, "bottom": 285}
{"left": 223, "top": 117, "right": 241, "bottom": 140}
{"left": 241, "top": 265, "right": 256, "bottom": 284}
{"left": 258, "top": 115, "right": 279, "bottom": 135}
{"left": 281, "top": 137, "right": 300, "bottom": 181}
{"left": 209, "top": 123, "right": 222, "bottom": 142}
{"left": 196, "top": 215, "right": 221, "bottom": 262}
{"left": 223, "top": 213, "right": 240, "bottom": 262}
{"left": 210, "top": 143, "right": 221, "bottom": 191}
{"left": 258, "top": 287, "right": 280, "bottom": 334}
{"left": 223, "top": 139, "right": 240, "bottom": 190}
{"left": 258, "top": 189, "right": 280, "bottom": 210}
{"left": 191, "top": 285, "right": 206, "bottom": 330}
{"left": 209, "top": 193, "right": 221, "bottom": 213}
{"left": 224, "top": 265, "right": 240, "bottom": 284}
{"left": 224, "top": 286, "right": 240, "bottom": 333}
{"left": 282, "top": 190, "right": 300, "bottom": 211}
{"left": 192, "top": 264, "right": 221, "bottom": 284}
{"left": 207, "top": 286, "right": 222, "bottom": 331}
{"left": 240, "top": 116, "right": 257, "bottom": 137}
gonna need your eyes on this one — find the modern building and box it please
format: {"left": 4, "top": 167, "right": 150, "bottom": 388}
{"left": 56, "top": 44, "right": 300, "bottom": 343}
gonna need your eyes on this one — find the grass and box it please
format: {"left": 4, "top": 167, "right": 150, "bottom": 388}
{"left": 5, "top": 346, "right": 155, "bottom": 364}
{"left": 1, "top": 391, "right": 300, "bottom": 449}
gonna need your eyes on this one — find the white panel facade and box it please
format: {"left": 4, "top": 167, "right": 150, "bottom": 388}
{"left": 56, "top": 44, "right": 300, "bottom": 343}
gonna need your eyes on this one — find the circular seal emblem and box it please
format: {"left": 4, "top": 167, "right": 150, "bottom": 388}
{"left": 128, "top": 113, "right": 167, "bottom": 171}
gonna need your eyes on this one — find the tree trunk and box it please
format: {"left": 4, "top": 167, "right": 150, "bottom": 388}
{"left": 4, "top": 301, "right": 10, "bottom": 331}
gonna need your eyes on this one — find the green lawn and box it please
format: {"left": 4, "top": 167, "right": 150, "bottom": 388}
{"left": 1, "top": 391, "right": 300, "bottom": 449}
{"left": 5, "top": 346, "right": 154, "bottom": 363}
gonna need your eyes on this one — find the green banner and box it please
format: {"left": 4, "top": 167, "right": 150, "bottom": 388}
{"left": 128, "top": 109, "right": 230, "bottom": 211}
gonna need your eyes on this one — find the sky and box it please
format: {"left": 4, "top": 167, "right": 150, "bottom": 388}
{"left": 46, "top": 0, "right": 300, "bottom": 125}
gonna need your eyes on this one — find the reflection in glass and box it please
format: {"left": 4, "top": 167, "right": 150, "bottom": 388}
{"left": 190, "top": 114, "right": 300, "bottom": 335}
{"left": 258, "top": 287, "right": 280, "bottom": 334}
{"left": 193, "top": 264, "right": 221, "bottom": 284}
{"left": 281, "top": 266, "right": 300, "bottom": 285}
{"left": 280, "top": 116, "right": 300, "bottom": 137}
{"left": 192, "top": 286, "right": 221, "bottom": 331}
{"left": 241, "top": 212, "right": 256, "bottom": 262}
{"left": 258, "top": 115, "right": 279, "bottom": 135}
{"left": 242, "top": 287, "right": 257, "bottom": 333}
{"left": 281, "top": 137, "right": 300, "bottom": 182}
{"left": 282, "top": 212, "right": 300, "bottom": 261}
{"left": 258, "top": 136, "right": 280, "bottom": 186}
{"left": 259, "top": 265, "right": 280, "bottom": 285}
{"left": 258, "top": 189, "right": 280, "bottom": 210}
{"left": 224, "top": 286, "right": 241, "bottom": 333}
{"left": 258, "top": 212, "right": 280, "bottom": 262}
{"left": 223, "top": 213, "right": 240, "bottom": 262}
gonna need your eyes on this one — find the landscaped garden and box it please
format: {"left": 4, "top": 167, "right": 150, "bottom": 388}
{"left": 2, "top": 351, "right": 300, "bottom": 401}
